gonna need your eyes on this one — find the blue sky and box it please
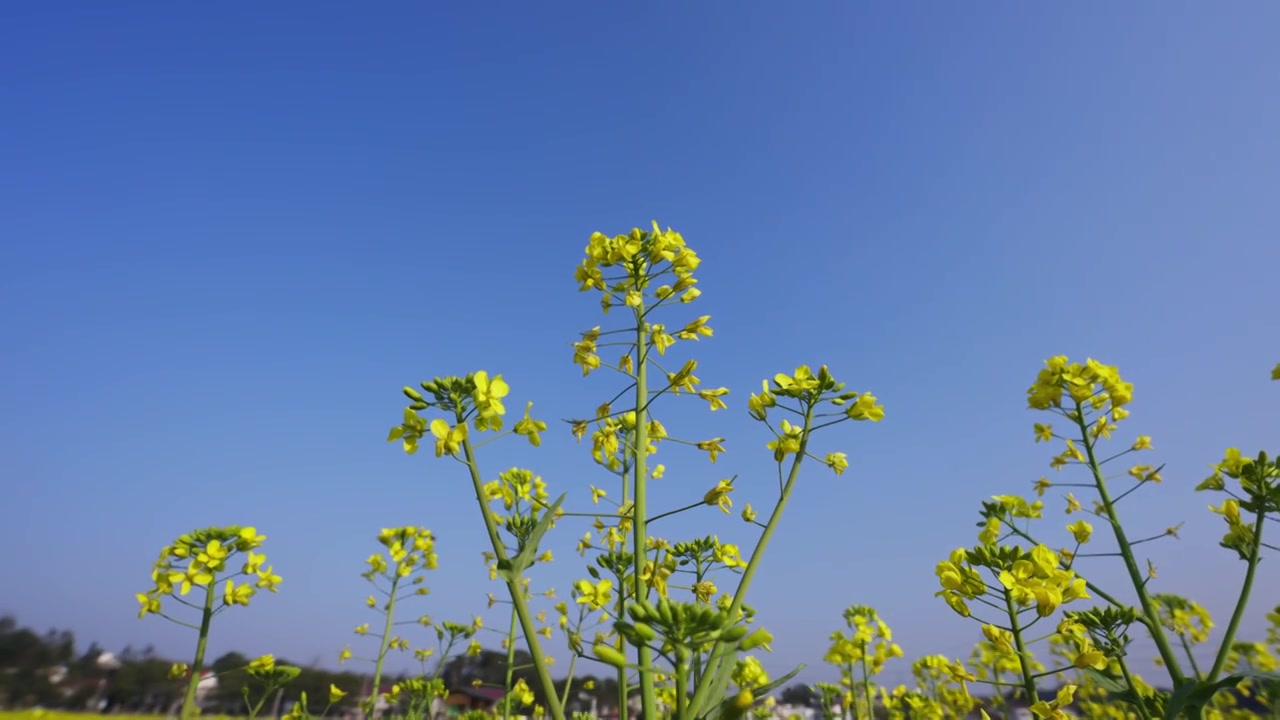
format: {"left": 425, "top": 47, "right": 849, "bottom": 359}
{"left": 2, "top": 2, "right": 1278, "bottom": 689}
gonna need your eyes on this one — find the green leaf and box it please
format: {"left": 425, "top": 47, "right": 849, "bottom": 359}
{"left": 1160, "top": 672, "right": 1280, "bottom": 720}
{"left": 1083, "top": 668, "right": 1128, "bottom": 693}
{"left": 494, "top": 559, "right": 516, "bottom": 584}
{"left": 508, "top": 493, "right": 567, "bottom": 574}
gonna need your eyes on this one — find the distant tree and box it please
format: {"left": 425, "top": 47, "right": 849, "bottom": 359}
{"left": 780, "top": 683, "right": 819, "bottom": 707}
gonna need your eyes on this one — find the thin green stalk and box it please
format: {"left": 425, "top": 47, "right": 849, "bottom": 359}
{"left": 366, "top": 573, "right": 401, "bottom": 720}
{"left": 687, "top": 402, "right": 817, "bottom": 719}
{"left": 1115, "top": 656, "right": 1152, "bottom": 720}
{"left": 1206, "top": 508, "right": 1267, "bottom": 682}
{"left": 461, "top": 437, "right": 565, "bottom": 720}
{"left": 860, "top": 652, "right": 874, "bottom": 720}
{"left": 691, "top": 562, "right": 705, "bottom": 688}
{"left": 631, "top": 312, "right": 659, "bottom": 720}
{"left": 179, "top": 582, "right": 216, "bottom": 720}
{"left": 1003, "top": 590, "right": 1039, "bottom": 705}
{"left": 1179, "top": 636, "right": 1203, "bottom": 681}
{"left": 559, "top": 654, "right": 579, "bottom": 711}
{"left": 505, "top": 606, "right": 518, "bottom": 720}
{"left": 847, "top": 663, "right": 861, "bottom": 720}
{"left": 1074, "top": 409, "right": 1186, "bottom": 685}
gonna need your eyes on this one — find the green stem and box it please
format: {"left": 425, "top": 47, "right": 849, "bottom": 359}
{"left": 675, "top": 656, "right": 690, "bottom": 720}
{"left": 179, "top": 582, "right": 216, "bottom": 720}
{"left": 462, "top": 436, "right": 566, "bottom": 720}
{"left": 631, "top": 311, "right": 659, "bottom": 720}
{"left": 1074, "top": 408, "right": 1186, "bottom": 686}
{"left": 559, "top": 654, "right": 579, "bottom": 711}
{"left": 1116, "top": 656, "right": 1152, "bottom": 720}
{"left": 1206, "top": 508, "right": 1267, "bottom": 682}
{"left": 1003, "top": 590, "right": 1039, "bottom": 705}
{"left": 687, "top": 402, "right": 817, "bottom": 719}
{"left": 860, "top": 651, "right": 874, "bottom": 720}
{"left": 505, "top": 606, "right": 518, "bottom": 720}
{"left": 367, "top": 573, "right": 401, "bottom": 720}
{"left": 847, "top": 663, "right": 861, "bottom": 720}
{"left": 1179, "top": 636, "right": 1203, "bottom": 681}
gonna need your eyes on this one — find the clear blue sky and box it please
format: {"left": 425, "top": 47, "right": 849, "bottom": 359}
{"left": 2, "top": 2, "right": 1277, "bottom": 689}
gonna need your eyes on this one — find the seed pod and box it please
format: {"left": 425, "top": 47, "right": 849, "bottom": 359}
{"left": 636, "top": 600, "right": 659, "bottom": 622}
{"left": 631, "top": 622, "right": 657, "bottom": 643}
{"left": 657, "top": 599, "right": 675, "bottom": 625}
{"left": 592, "top": 644, "right": 628, "bottom": 669}
{"left": 672, "top": 601, "right": 688, "bottom": 625}
{"left": 627, "top": 603, "right": 652, "bottom": 623}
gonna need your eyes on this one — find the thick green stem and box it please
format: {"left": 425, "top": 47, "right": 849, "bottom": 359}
{"left": 1003, "top": 592, "right": 1039, "bottom": 705}
{"left": 631, "top": 312, "right": 659, "bottom": 720}
{"left": 462, "top": 437, "right": 566, "bottom": 720}
{"left": 687, "top": 402, "right": 816, "bottom": 718}
{"left": 505, "top": 606, "right": 519, "bottom": 720}
{"left": 366, "top": 574, "right": 401, "bottom": 720}
{"left": 1206, "top": 508, "right": 1267, "bottom": 682}
{"left": 179, "top": 582, "right": 216, "bottom": 720}
{"left": 1074, "top": 409, "right": 1186, "bottom": 686}
{"left": 675, "top": 656, "right": 690, "bottom": 720}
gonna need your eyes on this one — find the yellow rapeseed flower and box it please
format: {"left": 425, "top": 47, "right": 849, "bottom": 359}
{"left": 703, "top": 478, "right": 735, "bottom": 513}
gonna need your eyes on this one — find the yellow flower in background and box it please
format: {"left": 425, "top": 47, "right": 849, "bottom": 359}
{"left": 825, "top": 452, "right": 849, "bottom": 475}
{"left": 513, "top": 402, "right": 547, "bottom": 446}
{"left": 699, "top": 387, "right": 730, "bottom": 411}
{"left": 697, "top": 438, "right": 727, "bottom": 463}
{"left": 732, "top": 656, "right": 770, "bottom": 689}
{"left": 703, "top": 478, "right": 735, "bottom": 513}
{"left": 247, "top": 654, "right": 276, "bottom": 673}
{"left": 574, "top": 578, "right": 613, "bottom": 610}
{"left": 1067, "top": 520, "right": 1093, "bottom": 544}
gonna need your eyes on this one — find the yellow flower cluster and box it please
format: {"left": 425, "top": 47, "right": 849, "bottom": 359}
{"left": 1152, "top": 593, "right": 1214, "bottom": 645}
{"left": 574, "top": 221, "right": 701, "bottom": 297}
{"left": 367, "top": 526, "right": 438, "bottom": 579}
{"left": 137, "top": 526, "right": 277, "bottom": 619}
{"left": 731, "top": 656, "right": 770, "bottom": 690}
{"left": 823, "top": 605, "right": 904, "bottom": 679}
{"left": 1027, "top": 356, "right": 1133, "bottom": 413}
{"left": 998, "top": 545, "right": 1089, "bottom": 617}
{"left": 937, "top": 544, "right": 1088, "bottom": 619}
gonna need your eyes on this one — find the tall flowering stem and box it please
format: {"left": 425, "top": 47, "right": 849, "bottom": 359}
{"left": 630, "top": 297, "right": 660, "bottom": 720}
{"left": 346, "top": 526, "right": 441, "bottom": 720}
{"left": 135, "top": 525, "right": 279, "bottom": 720}
{"left": 391, "top": 223, "right": 883, "bottom": 720}
{"left": 566, "top": 224, "right": 883, "bottom": 720}
{"left": 936, "top": 357, "right": 1280, "bottom": 719}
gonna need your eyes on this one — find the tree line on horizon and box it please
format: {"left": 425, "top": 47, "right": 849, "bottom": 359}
{"left": 0, "top": 614, "right": 647, "bottom": 715}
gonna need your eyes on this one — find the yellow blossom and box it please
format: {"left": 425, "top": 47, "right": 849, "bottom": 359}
{"left": 703, "top": 478, "right": 735, "bottom": 513}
